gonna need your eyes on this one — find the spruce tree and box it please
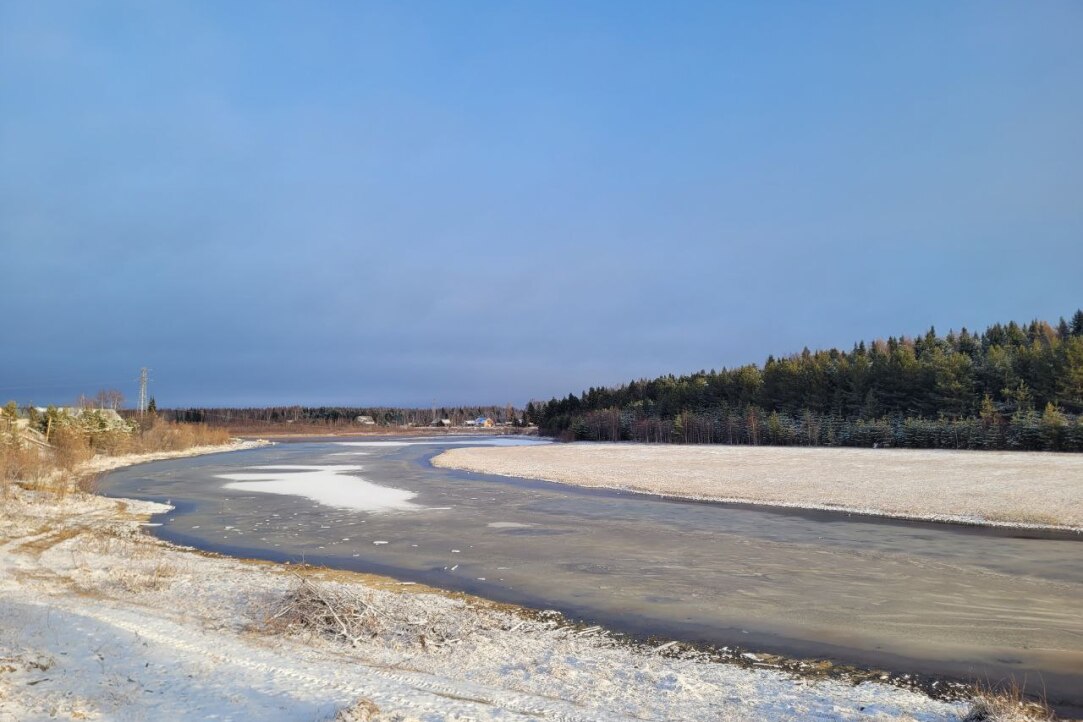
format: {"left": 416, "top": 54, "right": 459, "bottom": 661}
{"left": 1070, "top": 309, "right": 1083, "bottom": 336}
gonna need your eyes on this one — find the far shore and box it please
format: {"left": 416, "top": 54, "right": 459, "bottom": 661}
{"left": 433, "top": 442, "right": 1083, "bottom": 532}
{"left": 231, "top": 426, "right": 538, "bottom": 440}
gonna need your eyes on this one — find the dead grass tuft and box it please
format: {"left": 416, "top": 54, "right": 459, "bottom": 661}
{"left": 333, "top": 697, "right": 383, "bottom": 722}
{"left": 112, "top": 560, "right": 178, "bottom": 593}
{"left": 964, "top": 681, "right": 1054, "bottom": 722}
{"left": 76, "top": 471, "right": 102, "bottom": 495}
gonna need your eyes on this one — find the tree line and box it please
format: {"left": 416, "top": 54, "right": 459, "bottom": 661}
{"left": 164, "top": 405, "right": 526, "bottom": 429}
{"left": 530, "top": 310, "right": 1083, "bottom": 452}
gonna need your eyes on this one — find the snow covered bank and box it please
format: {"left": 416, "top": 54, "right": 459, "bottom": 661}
{"left": 79, "top": 438, "right": 271, "bottom": 474}
{"left": 0, "top": 446, "right": 971, "bottom": 720}
{"left": 433, "top": 443, "right": 1083, "bottom": 531}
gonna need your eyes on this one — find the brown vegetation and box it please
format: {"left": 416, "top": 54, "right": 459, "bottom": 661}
{"left": 0, "top": 437, "right": 48, "bottom": 494}
{"left": 964, "top": 680, "right": 1054, "bottom": 722}
{"left": 1, "top": 416, "right": 231, "bottom": 497}
{"left": 133, "top": 420, "right": 231, "bottom": 452}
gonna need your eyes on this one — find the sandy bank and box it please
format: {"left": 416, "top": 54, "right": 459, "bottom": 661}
{"left": 0, "top": 444, "right": 967, "bottom": 720}
{"left": 433, "top": 443, "right": 1083, "bottom": 531}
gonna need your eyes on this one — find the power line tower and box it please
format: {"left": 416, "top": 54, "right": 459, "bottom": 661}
{"left": 138, "top": 367, "right": 149, "bottom": 416}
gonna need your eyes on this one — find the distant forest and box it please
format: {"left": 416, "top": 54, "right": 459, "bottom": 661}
{"left": 530, "top": 310, "right": 1083, "bottom": 452}
{"left": 163, "top": 405, "right": 524, "bottom": 430}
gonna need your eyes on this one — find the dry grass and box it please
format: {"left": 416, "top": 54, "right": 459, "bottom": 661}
{"left": 64, "top": 525, "right": 183, "bottom": 595}
{"left": 1, "top": 420, "right": 231, "bottom": 498}
{"left": 50, "top": 425, "right": 95, "bottom": 470}
{"left": 0, "top": 438, "right": 48, "bottom": 496}
{"left": 964, "top": 681, "right": 1054, "bottom": 722}
{"left": 133, "top": 421, "right": 231, "bottom": 453}
{"left": 111, "top": 560, "right": 179, "bottom": 593}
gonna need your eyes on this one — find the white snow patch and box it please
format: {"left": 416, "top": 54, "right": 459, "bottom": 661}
{"left": 218, "top": 465, "right": 420, "bottom": 512}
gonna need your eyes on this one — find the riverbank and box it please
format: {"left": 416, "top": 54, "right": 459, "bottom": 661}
{"left": 0, "top": 444, "right": 974, "bottom": 720}
{"left": 433, "top": 443, "right": 1083, "bottom": 532}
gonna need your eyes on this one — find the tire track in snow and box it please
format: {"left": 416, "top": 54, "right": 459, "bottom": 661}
{"left": 34, "top": 596, "right": 614, "bottom": 721}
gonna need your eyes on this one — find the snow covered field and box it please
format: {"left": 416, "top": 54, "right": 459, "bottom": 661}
{"left": 433, "top": 443, "right": 1083, "bottom": 530}
{"left": 0, "top": 444, "right": 970, "bottom": 721}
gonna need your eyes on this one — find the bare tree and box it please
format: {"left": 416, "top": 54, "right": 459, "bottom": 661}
{"left": 94, "top": 389, "right": 125, "bottom": 410}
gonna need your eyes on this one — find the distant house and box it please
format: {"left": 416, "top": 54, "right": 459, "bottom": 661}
{"left": 475, "top": 417, "right": 494, "bottom": 428}
{"left": 355, "top": 415, "right": 376, "bottom": 425}
{"left": 432, "top": 418, "right": 451, "bottom": 427}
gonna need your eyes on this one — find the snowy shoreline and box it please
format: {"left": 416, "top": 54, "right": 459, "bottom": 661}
{"left": 433, "top": 443, "right": 1083, "bottom": 533}
{"left": 0, "top": 442, "right": 970, "bottom": 721}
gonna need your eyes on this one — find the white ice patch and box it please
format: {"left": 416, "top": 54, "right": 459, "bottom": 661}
{"left": 217, "top": 465, "right": 420, "bottom": 512}
{"left": 487, "top": 522, "right": 534, "bottom": 529}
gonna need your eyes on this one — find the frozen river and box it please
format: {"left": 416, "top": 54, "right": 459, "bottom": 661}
{"left": 100, "top": 437, "right": 1083, "bottom": 713}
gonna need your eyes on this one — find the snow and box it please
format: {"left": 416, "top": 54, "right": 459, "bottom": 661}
{"left": 434, "top": 443, "right": 1083, "bottom": 531}
{"left": 219, "top": 465, "right": 421, "bottom": 513}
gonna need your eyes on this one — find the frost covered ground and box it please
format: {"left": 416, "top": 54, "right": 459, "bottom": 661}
{"left": 434, "top": 443, "right": 1083, "bottom": 530}
{"left": 0, "top": 444, "right": 971, "bottom": 721}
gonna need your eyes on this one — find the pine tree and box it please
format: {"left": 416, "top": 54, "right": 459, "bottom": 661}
{"left": 1040, "top": 402, "right": 1067, "bottom": 451}
{"left": 1072, "top": 309, "right": 1083, "bottom": 336}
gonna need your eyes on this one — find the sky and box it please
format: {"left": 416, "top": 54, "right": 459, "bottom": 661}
{"left": 2, "top": 1, "right": 1081, "bottom": 408}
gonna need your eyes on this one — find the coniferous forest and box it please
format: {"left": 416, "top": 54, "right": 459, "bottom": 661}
{"left": 530, "top": 310, "right": 1083, "bottom": 451}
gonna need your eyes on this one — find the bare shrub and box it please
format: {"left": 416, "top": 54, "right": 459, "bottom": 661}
{"left": 266, "top": 575, "right": 483, "bottom": 651}
{"left": 0, "top": 436, "right": 48, "bottom": 490}
{"left": 268, "top": 577, "right": 384, "bottom": 647}
{"left": 50, "top": 425, "right": 93, "bottom": 470}
{"left": 88, "top": 429, "right": 134, "bottom": 456}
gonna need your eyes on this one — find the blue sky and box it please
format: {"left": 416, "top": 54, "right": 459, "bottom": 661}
{"left": 2, "top": 1, "right": 1081, "bottom": 407}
